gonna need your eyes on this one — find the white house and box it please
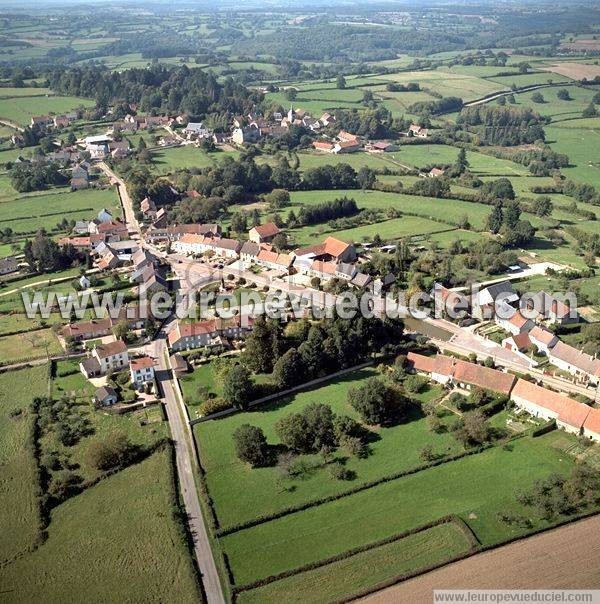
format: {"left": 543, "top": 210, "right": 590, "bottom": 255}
{"left": 528, "top": 325, "right": 558, "bottom": 354}
{"left": 129, "top": 356, "right": 156, "bottom": 389}
{"left": 495, "top": 307, "right": 535, "bottom": 336}
{"left": 183, "top": 122, "right": 211, "bottom": 138}
{"left": 94, "top": 340, "right": 129, "bottom": 374}
{"left": 510, "top": 378, "right": 591, "bottom": 436}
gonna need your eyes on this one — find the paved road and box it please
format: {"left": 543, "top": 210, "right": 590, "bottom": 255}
{"left": 97, "top": 162, "right": 140, "bottom": 237}
{"left": 148, "top": 337, "right": 225, "bottom": 604}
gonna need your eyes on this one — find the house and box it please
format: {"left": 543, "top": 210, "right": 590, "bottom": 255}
{"left": 407, "top": 124, "right": 428, "bottom": 138}
{"left": 97, "top": 208, "right": 113, "bottom": 223}
{"left": 528, "top": 325, "right": 558, "bottom": 354}
{"left": 320, "top": 112, "right": 335, "bottom": 126}
{"left": 333, "top": 140, "right": 361, "bottom": 154}
{"left": 79, "top": 275, "right": 91, "bottom": 289}
{"left": 232, "top": 126, "right": 261, "bottom": 145}
{"left": 30, "top": 115, "right": 52, "bottom": 128}
{"left": 335, "top": 262, "right": 357, "bottom": 281}
{"left": 145, "top": 223, "right": 220, "bottom": 244}
{"left": 138, "top": 267, "right": 168, "bottom": 296}
{"left": 168, "top": 316, "right": 253, "bottom": 352}
{"left": 308, "top": 260, "right": 338, "bottom": 281}
{"left": 96, "top": 249, "right": 119, "bottom": 271}
{"left": 85, "top": 135, "right": 112, "bottom": 158}
{"left": 428, "top": 168, "right": 445, "bottom": 178}
{"left": 433, "top": 284, "right": 469, "bottom": 319}
{"left": 503, "top": 332, "right": 532, "bottom": 354}
{"left": 529, "top": 291, "right": 578, "bottom": 325}
{"left": 367, "top": 141, "right": 398, "bottom": 153}
{"left": 0, "top": 256, "right": 19, "bottom": 276}
{"left": 240, "top": 241, "right": 261, "bottom": 266}
{"left": 350, "top": 272, "right": 373, "bottom": 289}
{"left": 183, "top": 122, "right": 210, "bottom": 139}
{"left": 452, "top": 359, "right": 516, "bottom": 395}
{"left": 62, "top": 317, "right": 113, "bottom": 341}
{"left": 511, "top": 379, "right": 591, "bottom": 436}
{"left": 249, "top": 222, "right": 281, "bottom": 244}
{"left": 583, "top": 408, "right": 600, "bottom": 442}
{"left": 212, "top": 132, "right": 230, "bottom": 144}
{"left": 313, "top": 141, "right": 335, "bottom": 152}
{"left": 406, "top": 352, "right": 455, "bottom": 385}
{"left": 92, "top": 340, "right": 129, "bottom": 374}
{"left": 495, "top": 307, "right": 535, "bottom": 336}
{"left": 294, "top": 236, "right": 357, "bottom": 266}
{"left": 337, "top": 130, "right": 359, "bottom": 143}
{"left": 547, "top": 341, "right": 600, "bottom": 384}
{"left": 153, "top": 208, "right": 167, "bottom": 228}
{"left": 71, "top": 176, "right": 89, "bottom": 190}
{"left": 94, "top": 386, "right": 118, "bottom": 407}
{"left": 130, "top": 356, "right": 156, "bottom": 389}
{"left": 472, "top": 281, "right": 519, "bottom": 319}
{"left": 255, "top": 247, "right": 294, "bottom": 272}
{"left": 170, "top": 353, "right": 188, "bottom": 376}
{"left": 140, "top": 197, "right": 157, "bottom": 219}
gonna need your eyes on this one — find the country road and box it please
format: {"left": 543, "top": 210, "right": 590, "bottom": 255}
{"left": 149, "top": 338, "right": 225, "bottom": 604}
{"left": 97, "top": 162, "right": 140, "bottom": 236}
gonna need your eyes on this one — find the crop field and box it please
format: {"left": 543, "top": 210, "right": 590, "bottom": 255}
{"left": 0, "top": 364, "right": 49, "bottom": 563}
{"left": 0, "top": 187, "right": 121, "bottom": 234}
{"left": 0, "top": 94, "right": 94, "bottom": 126}
{"left": 543, "top": 62, "right": 600, "bottom": 80}
{"left": 486, "top": 72, "right": 572, "bottom": 88}
{"left": 237, "top": 521, "right": 474, "bottom": 602}
{"left": 194, "top": 368, "right": 450, "bottom": 529}
{"left": 220, "top": 432, "right": 575, "bottom": 586}
{"left": 265, "top": 91, "right": 361, "bottom": 115}
{"left": 0, "top": 449, "right": 202, "bottom": 602}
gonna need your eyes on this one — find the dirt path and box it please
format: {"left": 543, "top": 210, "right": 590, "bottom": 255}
{"left": 359, "top": 515, "right": 600, "bottom": 604}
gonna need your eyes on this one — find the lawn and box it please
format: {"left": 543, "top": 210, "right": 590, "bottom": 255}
{"left": 0, "top": 364, "right": 49, "bottom": 563}
{"left": 0, "top": 327, "right": 62, "bottom": 364}
{"left": 220, "top": 432, "right": 575, "bottom": 585}
{"left": 237, "top": 521, "right": 473, "bottom": 600}
{"left": 0, "top": 94, "right": 94, "bottom": 126}
{"left": 511, "top": 84, "right": 597, "bottom": 122}
{"left": 0, "top": 187, "right": 121, "bottom": 234}
{"left": 194, "top": 368, "right": 453, "bottom": 529}
{"left": 0, "top": 449, "right": 202, "bottom": 602}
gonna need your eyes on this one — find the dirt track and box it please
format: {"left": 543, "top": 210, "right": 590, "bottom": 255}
{"left": 359, "top": 515, "right": 600, "bottom": 604}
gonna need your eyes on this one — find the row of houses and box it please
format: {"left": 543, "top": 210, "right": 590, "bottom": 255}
{"left": 406, "top": 351, "right": 600, "bottom": 441}
{"left": 29, "top": 112, "right": 79, "bottom": 130}
{"left": 168, "top": 315, "right": 254, "bottom": 351}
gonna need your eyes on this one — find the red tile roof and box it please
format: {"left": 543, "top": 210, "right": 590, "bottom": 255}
{"left": 95, "top": 339, "right": 128, "bottom": 358}
{"left": 452, "top": 360, "right": 515, "bottom": 395}
{"left": 529, "top": 326, "right": 556, "bottom": 346}
{"left": 584, "top": 408, "right": 600, "bottom": 436}
{"left": 511, "top": 378, "right": 591, "bottom": 430}
{"left": 407, "top": 352, "right": 436, "bottom": 373}
{"left": 130, "top": 356, "right": 155, "bottom": 370}
{"left": 252, "top": 222, "right": 280, "bottom": 238}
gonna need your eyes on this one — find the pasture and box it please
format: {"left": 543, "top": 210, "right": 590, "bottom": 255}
{"left": 194, "top": 368, "right": 451, "bottom": 529}
{"left": 0, "top": 94, "right": 94, "bottom": 126}
{"left": 0, "top": 328, "right": 62, "bottom": 364}
{"left": 237, "top": 521, "right": 473, "bottom": 601}
{"left": 0, "top": 364, "right": 49, "bottom": 563}
{"left": 220, "top": 432, "right": 575, "bottom": 585}
{"left": 0, "top": 449, "right": 202, "bottom": 602}
{"left": 0, "top": 187, "right": 121, "bottom": 234}
{"left": 151, "top": 145, "right": 231, "bottom": 174}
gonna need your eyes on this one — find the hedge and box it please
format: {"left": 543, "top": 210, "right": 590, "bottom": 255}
{"left": 531, "top": 419, "right": 556, "bottom": 437}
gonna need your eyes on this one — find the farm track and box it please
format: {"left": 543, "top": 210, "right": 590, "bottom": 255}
{"left": 360, "top": 514, "right": 600, "bottom": 603}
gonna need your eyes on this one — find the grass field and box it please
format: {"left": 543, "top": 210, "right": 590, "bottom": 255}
{"left": 288, "top": 189, "right": 493, "bottom": 230}
{"left": 195, "top": 368, "right": 452, "bottom": 529}
{"left": 0, "top": 364, "right": 48, "bottom": 563}
{"left": 0, "top": 327, "right": 61, "bottom": 364}
{"left": 237, "top": 521, "right": 473, "bottom": 601}
{"left": 511, "top": 85, "right": 597, "bottom": 122}
{"left": 0, "top": 449, "right": 202, "bottom": 602}
{"left": 220, "top": 432, "right": 574, "bottom": 585}
{"left": 546, "top": 119, "right": 600, "bottom": 188}
{"left": 150, "top": 146, "right": 229, "bottom": 174}
{"left": 0, "top": 186, "right": 121, "bottom": 234}
{"left": 0, "top": 94, "right": 94, "bottom": 126}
